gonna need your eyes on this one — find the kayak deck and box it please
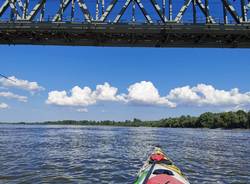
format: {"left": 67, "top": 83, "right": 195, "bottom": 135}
{"left": 134, "top": 147, "right": 190, "bottom": 184}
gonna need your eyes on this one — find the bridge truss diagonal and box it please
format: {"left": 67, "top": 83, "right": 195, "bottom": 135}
{"left": 0, "top": 0, "right": 250, "bottom": 48}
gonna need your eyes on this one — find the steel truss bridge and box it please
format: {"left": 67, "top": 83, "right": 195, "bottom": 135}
{"left": 0, "top": 0, "right": 250, "bottom": 48}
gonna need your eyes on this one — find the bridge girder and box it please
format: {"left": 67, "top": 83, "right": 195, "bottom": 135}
{"left": 1, "top": 22, "right": 250, "bottom": 48}
{"left": 0, "top": 0, "right": 250, "bottom": 47}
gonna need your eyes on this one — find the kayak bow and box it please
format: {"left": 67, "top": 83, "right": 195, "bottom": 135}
{"left": 134, "top": 147, "right": 190, "bottom": 184}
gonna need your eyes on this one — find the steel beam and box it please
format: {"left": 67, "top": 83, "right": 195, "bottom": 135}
{"left": 223, "top": 2, "right": 228, "bottom": 24}
{"left": 162, "top": 0, "right": 166, "bottom": 22}
{"left": 0, "top": 0, "right": 9, "bottom": 17}
{"left": 150, "top": 0, "right": 166, "bottom": 22}
{"left": 23, "top": 0, "right": 29, "bottom": 19}
{"left": 101, "top": 0, "right": 104, "bottom": 14}
{"left": 175, "top": 0, "right": 192, "bottom": 23}
{"left": 221, "top": 0, "right": 241, "bottom": 23}
{"left": 169, "top": 0, "right": 172, "bottom": 21}
{"left": 1, "top": 22, "right": 250, "bottom": 48}
{"left": 96, "top": 0, "right": 99, "bottom": 20}
{"left": 8, "top": 0, "right": 21, "bottom": 20}
{"left": 40, "top": 0, "right": 45, "bottom": 21}
{"left": 99, "top": 0, "right": 118, "bottom": 22}
{"left": 114, "top": 0, "right": 132, "bottom": 23}
{"left": 132, "top": 0, "right": 135, "bottom": 22}
{"left": 204, "top": 0, "right": 209, "bottom": 23}
{"left": 0, "top": 0, "right": 249, "bottom": 26}
{"left": 241, "top": 0, "right": 247, "bottom": 22}
{"left": 71, "top": 0, "right": 75, "bottom": 21}
{"left": 192, "top": 0, "right": 196, "bottom": 24}
{"left": 53, "top": 0, "right": 71, "bottom": 21}
{"left": 77, "top": 0, "right": 92, "bottom": 22}
{"left": 135, "top": 0, "right": 153, "bottom": 23}
{"left": 196, "top": 0, "right": 215, "bottom": 23}
{"left": 16, "top": 0, "right": 23, "bottom": 13}
{"left": 26, "top": 0, "right": 46, "bottom": 21}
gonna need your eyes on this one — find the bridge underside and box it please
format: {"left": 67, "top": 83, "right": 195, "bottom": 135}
{"left": 1, "top": 22, "right": 250, "bottom": 48}
{"left": 1, "top": 0, "right": 250, "bottom": 47}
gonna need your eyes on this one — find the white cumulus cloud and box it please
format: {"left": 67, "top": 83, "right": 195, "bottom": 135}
{"left": 93, "top": 83, "right": 119, "bottom": 101}
{"left": 0, "top": 76, "right": 44, "bottom": 92}
{"left": 167, "top": 84, "right": 250, "bottom": 107}
{"left": 46, "top": 86, "right": 96, "bottom": 106}
{"left": 46, "top": 82, "right": 120, "bottom": 107}
{"left": 121, "top": 81, "right": 176, "bottom": 108}
{"left": 0, "top": 92, "right": 28, "bottom": 102}
{"left": 46, "top": 82, "right": 250, "bottom": 110}
{"left": 0, "top": 103, "right": 9, "bottom": 109}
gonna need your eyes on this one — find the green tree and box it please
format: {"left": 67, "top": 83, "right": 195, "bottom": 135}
{"left": 221, "top": 111, "right": 241, "bottom": 128}
{"left": 247, "top": 111, "right": 250, "bottom": 128}
{"left": 236, "top": 110, "right": 248, "bottom": 128}
{"left": 198, "top": 112, "right": 215, "bottom": 128}
{"left": 214, "top": 114, "right": 226, "bottom": 128}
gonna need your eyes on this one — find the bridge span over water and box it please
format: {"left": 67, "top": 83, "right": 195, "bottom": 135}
{"left": 0, "top": 0, "right": 250, "bottom": 48}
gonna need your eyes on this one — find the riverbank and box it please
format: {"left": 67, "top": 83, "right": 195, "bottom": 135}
{"left": 2, "top": 110, "right": 250, "bottom": 129}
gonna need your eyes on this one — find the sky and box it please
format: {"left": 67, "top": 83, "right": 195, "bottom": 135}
{"left": 0, "top": 46, "right": 250, "bottom": 122}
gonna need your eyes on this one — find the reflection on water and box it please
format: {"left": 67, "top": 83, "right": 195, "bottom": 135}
{"left": 0, "top": 125, "right": 249, "bottom": 183}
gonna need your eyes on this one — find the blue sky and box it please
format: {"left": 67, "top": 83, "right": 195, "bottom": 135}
{"left": 0, "top": 46, "right": 250, "bottom": 122}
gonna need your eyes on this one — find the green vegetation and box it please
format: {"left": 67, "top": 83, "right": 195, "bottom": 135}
{"left": 34, "top": 110, "right": 250, "bottom": 129}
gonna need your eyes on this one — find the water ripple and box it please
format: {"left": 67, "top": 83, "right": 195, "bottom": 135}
{"left": 0, "top": 125, "right": 249, "bottom": 183}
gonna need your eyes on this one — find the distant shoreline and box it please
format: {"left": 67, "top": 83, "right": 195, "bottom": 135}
{"left": 1, "top": 110, "right": 250, "bottom": 129}
{"left": 0, "top": 122, "right": 249, "bottom": 130}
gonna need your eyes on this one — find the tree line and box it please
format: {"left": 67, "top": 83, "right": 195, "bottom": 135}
{"left": 39, "top": 110, "right": 250, "bottom": 129}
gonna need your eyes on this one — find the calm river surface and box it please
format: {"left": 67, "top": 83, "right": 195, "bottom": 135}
{"left": 0, "top": 124, "right": 249, "bottom": 184}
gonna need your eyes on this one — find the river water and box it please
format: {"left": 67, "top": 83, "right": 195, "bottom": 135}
{"left": 0, "top": 124, "right": 249, "bottom": 184}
